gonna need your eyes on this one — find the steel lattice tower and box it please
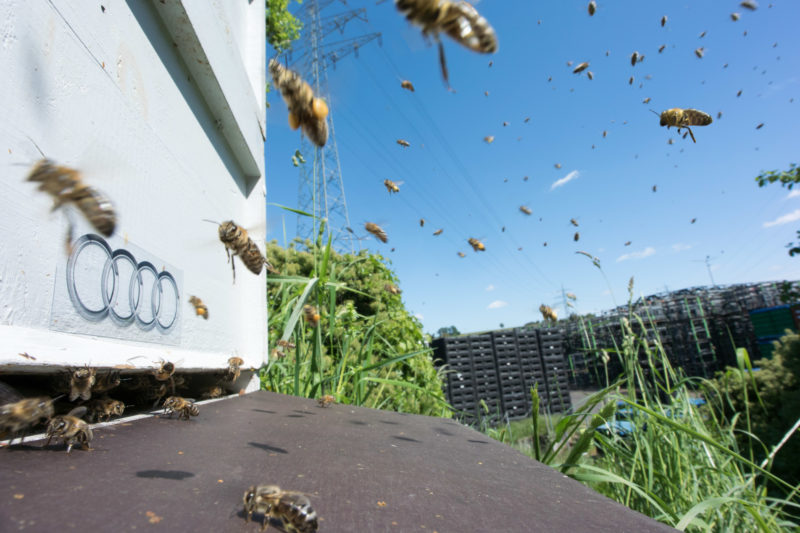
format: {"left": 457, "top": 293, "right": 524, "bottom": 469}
{"left": 287, "top": 0, "right": 380, "bottom": 252}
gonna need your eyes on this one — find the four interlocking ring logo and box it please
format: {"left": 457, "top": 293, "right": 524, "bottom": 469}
{"left": 66, "top": 234, "right": 179, "bottom": 332}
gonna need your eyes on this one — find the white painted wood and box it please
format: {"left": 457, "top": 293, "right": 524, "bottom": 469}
{"left": 0, "top": 0, "right": 267, "bottom": 374}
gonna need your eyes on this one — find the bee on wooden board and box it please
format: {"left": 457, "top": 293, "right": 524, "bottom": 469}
{"left": 365, "top": 222, "right": 388, "bottom": 243}
{"left": 318, "top": 395, "right": 336, "bottom": 408}
{"left": 216, "top": 220, "right": 279, "bottom": 283}
{"left": 69, "top": 366, "right": 97, "bottom": 402}
{"left": 0, "top": 397, "right": 55, "bottom": 445}
{"left": 189, "top": 296, "right": 209, "bottom": 319}
{"left": 162, "top": 396, "right": 199, "bottom": 420}
{"left": 468, "top": 238, "right": 485, "bottom": 252}
{"left": 87, "top": 397, "right": 125, "bottom": 423}
{"left": 26, "top": 159, "right": 116, "bottom": 253}
{"left": 243, "top": 485, "right": 319, "bottom": 533}
{"left": 226, "top": 357, "right": 245, "bottom": 382}
{"left": 45, "top": 406, "right": 93, "bottom": 454}
{"left": 394, "top": 0, "right": 497, "bottom": 86}
{"left": 383, "top": 179, "right": 401, "bottom": 194}
{"left": 303, "top": 305, "right": 321, "bottom": 328}
{"left": 269, "top": 59, "right": 328, "bottom": 148}
{"left": 654, "top": 108, "right": 712, "bottom": 143}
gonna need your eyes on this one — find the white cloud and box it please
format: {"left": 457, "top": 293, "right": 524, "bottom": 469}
{"left": 788, "top": 190, "right": 800, "bottom": 199}
{"left": 485, "top": 284, "right": 495, "bottom": 292}
{"left": 487, "top": 300, "right": 508, "bottom": 309}
{"left": 414, "top": 313, "right": 424, "bottom": 320}
{"left": 672, "top": 243, "right": 692, "bottom": 252}
{"left": 550, "top": 170, "right": 580, "bottom": 190}
{"left": 763, "top": 209, "right": 800, "bottom": 228}
{"left": 616, "top": 246, "right": 656, "bottom": 262}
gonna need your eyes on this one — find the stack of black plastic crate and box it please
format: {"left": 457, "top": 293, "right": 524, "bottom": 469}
{"left": 432, "top": 336, "right": 477, "bottom": 422}
{"left": 515, "top": 328, "right": 548, "bottom": 414}
{"left": 538, "top": 327, "right": 571, "bottom": 413}
{"left": 469, "top": 333, "right": 503, "bottom": 421}
{"left": 490, "top": 330, "right": 529, "bottom": 420}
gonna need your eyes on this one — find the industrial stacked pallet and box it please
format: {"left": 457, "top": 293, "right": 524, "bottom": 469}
{"left": 491, "top": 330, "right": 530, "bottom": 420}
{"left": 431, "top": 338, "right": 478, "bottom": 418}
{"left": 516, "top": 328, "right": 548, "bottom": 412}
{"left": 749, "top": 305, "right": 797, "bottom": 359}
{"left": 467, "top": 334, "right": 503, "bottom": 419}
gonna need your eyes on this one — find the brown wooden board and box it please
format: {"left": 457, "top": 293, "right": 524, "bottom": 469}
{"left": 0, "top": 391, "right": 675, "bottom": 532}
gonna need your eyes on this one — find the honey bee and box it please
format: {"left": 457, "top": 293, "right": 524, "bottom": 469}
{"left": 574, "top": 232, "right": 580, "bottom": 241}
{"left": 68, "top": 366, "right": 97, "bottom": 402}
{"left": 26, "top": 159, "right": 116, "bottom": 252}
{"left": 154, "top": 360, "right": 176, "bottom": 382}
{"left": 396, "top": 139, "right": 411, "bottom": 148}
{"left": 554, "top": 163, "right": 562, "bottom": 169}
{"left": 365, "top": 222, "right": 388, "bottom": 243}
{"left": 731, "top": 12, "right": 740, "bottom": 21}
{"left": 318, "top": 395, "right": 336, "bottom": 408}
{"left": 419, "top": 218, "right": 425, "bottom": 227}
{"left": 400, "top": 80, "right": 415, "bottom": 91}
{"left": 624, "top": 241, "right": 631, "bottom": 246}
{"left": 629, "top": 76, "right": 634, "bottom": 85}
{"left": 572, "top": 62, "right": 589, "bottom": 74}
{"left": 652, "top": 185, "right": 657, "bottom": 192}
{"left": 520, "top": 205, "right": 532, "bottom": 215}
{"left": 457, "top": 251, "right": 465, "bottom": 257}
{"left": 587, "top": 71, "right": 594, "bottom": 80}
{"left": 502, "top": 121, "right": 509, "bottom": 127}
{"left": 468, "top": 238, "right": 485, "bottom": 252}
{"left": 271, "top": 348, "right": 287, "bottom": 359}
{"left": 483, "top": 136, "right": 494, "bottom": 144}
{"left": 539, "top": 304, "right": 557, "bottom": 322}
{"left": 658, "top": 44, "right": 666, "bottom": 53}
{"left": 303, "top": 305, "right": 321, "bottom": 328}
{"left": 602, "top": 130, "right": 608, "bottom": 138}
{"left": 17, "top": 352, "right": 36, "bottom": 361}
{"left": 433, "top": 228, "right": 443, "bottom": 236}
{"left": 269, "top": 59, "right": 328, "bottom": 148}
{"left": 740, "top": 0, "right": 757, "bottom": 10}
{"left": 756, "top": 123, "right": 764, "bottom": 130}
{"left": 570, "top": 218, "right": 579, "bottom": 227}
{"left": 661, "top": 15, "right": 667, "bottom": 27}
{"left": 630, "top": 51, "right": 639, "bottom": 66}
{"left": 277, "top": 340, "right": 296, "bottom": 350}
{"left": 0, "top": 397, "right": 55, "bottom": 445}
{"left": 243, "top": 485, "right": 319, "bottom": 533}
{"left": 162, "top": 396, "right": 199, "bottom": 420}
{"left": 691, "top": 218, "right": 697, "bottom": 224}
{"left": 737, "top": 90, "right": 742, "bottom": 97}
{"left": 45, "top": 406, "right": 93, "bottom": 454}
{"left": 588, "top": 1, "right": 596, "bottom": 15}
{"left": 87, "top": 397, "right": 125, "bottom": 423}
{"left": 217, "top": 220, "right": 279, "bottom": 282}
{"left": 384, "top": 283, "right": 402, "bottom": 295}
{"left": 643, "top": 97, "right": 651, "bottom": 104}
{"left": 524, "top": 117, "right": 531, "bottom": 123}
{"left": 655, "top": 108, "right": 712, "bottom": 143}
{"left": 92, "top": 371, "right": 121, "bottom": 395}
{"left": 189, "top": 295, "right": 209, "bottom": 319}
{"left": 226, "top": 356, "right": 245, "bottom": 382}
{"left": 201, "top": 386, "right": 224, "bottom": 400}
{"left": 395, "top": 0, "right": 497, "bottom": 85}
{"left": 383, "top": 179, "right": 401, "bottom": 193}
{"left": 695, "top": 47, "right": 704, "bottom": 58}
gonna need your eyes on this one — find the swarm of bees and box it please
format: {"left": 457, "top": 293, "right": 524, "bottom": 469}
{"left": 27, "top": 159, "right": 116, "bottom": 252}
{"left": 269, "top": 59, "right": 328, "bottom": 147}
{"left": 45, "top": 406, "right": 93, "bottom": 454}
{"left": 243, "top": 485, "right": 319, "bottom": 533}
{"left": 365, "top": 222, "right": 388, "bottom": 243}
{"left": 656, "top": 108, "right": 713, "bottom": 143}
{"left": 162, "top": 396, "right": 199, "bottom": 420}
{"left": 468, "top": 238, "right": 485, "bottom": 252}
{"left": 189, "top": 296, "right": 209, "bottom": 320}
{"left": 394, "top": 0, "right": 497, "bottom": 85}
{"left": 384, "top": 179, "right": 401, "bottom": 194}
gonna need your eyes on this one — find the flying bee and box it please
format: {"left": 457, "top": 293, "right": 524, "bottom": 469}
{"left": 587, "top": 71, "right": 594, "bottom": 80}
{"left": 201, "top": 386, "right": 224, "bottom": 400}
{"left": 318, "top": 395, "right": 336, "bottom": 408}
{"left": 661, "top": 15, "right": 667, "bottom": 26}
{"left": 643, "top": 97, "right": 651, "bottom": 104}
{"left": 383, "top": 179, "right": 402, "bottom": 194}
{"left": 396, "top": 139, "right": 411, "bottom": 148}
{"left": 658, "top": 44, "right": 666, "bottom": 53}
{"left": 226, "top": 357, "right": 245, "bottom": 382}
{"left": 162, "top": 396, "right": 199, "bottom": 420}
{"left": 756, "top": 123, "right": 764, "bottom": 130}
{"left": 524, "top": 117, "right": 531, "bottom": 123}
{"left": 87, "top": 397, "right": 125, "bottom": 423}
{"left": 303, "top": 305, "right": 320, "bottom": 328}
{"left": 731, "top": 12, "right": 740, "bottom": 21}
{"left": 520, "top": 206, "right": 532, "bottom": 215}
{"left": 395, "top": 0, "right": 497, "bottom": 86}
{"left": 154, "top": 360, "right": 176, "bottom": 382}
{"left": 0, "top": 397, "right": 54, "bottom": 445}
{"left": 271, "top": 348, "right": 287, "bottom": 359}
{"left": 603, "top": 130, "right": 608, "bottom": 138}
{"left": 630, "top": 51, "right": 639, "bottom": 66}
{"left": 433, "top": 228, "right": 443, "bottom": 236}
{"left": 588, "top": 1, "right": 596, "bottom": 15}
{"left": 45, "top": 406, "right": 92, "bottom": 454}
{"left": 539, "top": 304, "right": 558, "bottom": 322}
{"left": 243, "top": 485, "right": 319, "bottom": 533}
{"left": 92, "top": 371, "right": 121, "bottom": 395}
{"left": 570, "top": 218, "right": 579, "bottom": 227}
{"left": 419, "top": 218, "right": 425, "bottom": 227}
{"left": 277, "top": 340, "right": 296, "bottom": 350}
{"left": 502, "top": 121, "right": 509, "bottom": 127}
{"left": 400, "top": 80, "right": 415, "bottom": 91}
{"left": 572, "top": 62, "right": 589, "bottom": 74}
{"left": 26, "top": 159, "right": 116, "bottom": 252}
{"left": 467, "top": 238, "right": 485, "bottom": 252}
{"left": 216, "top": 220, "right": 279, "bottom": 283}
{"left": 365, "top": 222, "right": 388, "bottom": 243}
{"left": 483, "top": 136, "right": 494, "bottom": 144}
{"left": 554, "top": 163, "right": 562, "bottom": 169}
{"left": 740, "top": 1, "right": 757, "bottom": 10}
{"left": 269, "top": 59, "right": 328, "bottom": 147}
{"left": 695, "top": 47, "right": 704, "bottom": 58}
{"left": 189, "top": 296, "right": 209, "bottom": 319}
{"left": 652, "top": 185, "right": 657, "bottom": 192}
{"left": 629, "top": 76, "right": 634, "bottom": 85}
{"left": 384, "top": 283, "right": 402, "bottom": 295}
{"left": 574, "top": 232, "right": 580, "bottom": 241}
{"left": 654, "top": 108, "right": 712, "bottom": 143}
{"left": 68, "top": 366, "right": 97, "bottom": 402}
{"left": 624, "top": 241, "right": 631, "bottom": 246}
{"left": 691, "top": 218, "right": 697, "bottom": 224}
{"left": 457, "top": 251, "right": 465, "bottom": 258}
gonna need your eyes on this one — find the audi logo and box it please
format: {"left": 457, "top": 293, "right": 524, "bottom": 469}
{"left": 66, "top": 234, "right": 179, "bottom": 332}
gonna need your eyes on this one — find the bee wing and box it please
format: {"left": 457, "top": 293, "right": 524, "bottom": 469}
{"left": 67, "top": 406, "right": 88, "bottom": 418}
{"left": 441, "top": 2, "right": 498, "bottom": 54}
{"left": 0, "top": 381, "right": 23, "bottom": 404}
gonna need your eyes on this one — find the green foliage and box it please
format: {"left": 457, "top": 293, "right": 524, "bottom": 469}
{"left": 436, "top": 325, "right": 460, "bottom": 337}
{"left": 710, "top": 332, "right": 800, "bottom": 486}
{"left": 260, "top": 231, "right": 450, "bottom": 417}
{"left": 755, "top": 163, "right": 800, "bottom": 258}
{"left": 266, "top": 0, "right": 303, "bottom": 54}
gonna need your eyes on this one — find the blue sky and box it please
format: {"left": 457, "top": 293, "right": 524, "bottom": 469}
{"left": 265, "top": 0, "right": 800, "bottom": 335}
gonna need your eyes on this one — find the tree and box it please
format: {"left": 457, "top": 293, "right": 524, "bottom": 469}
{"left": 756, "top": 163, "right": 800, "bottom": 257}
{"left": 436, "top": 325, "right": 460, "bottom": 338}
{"left": 266, "top": 0, "right": 303, "bottom": 54}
